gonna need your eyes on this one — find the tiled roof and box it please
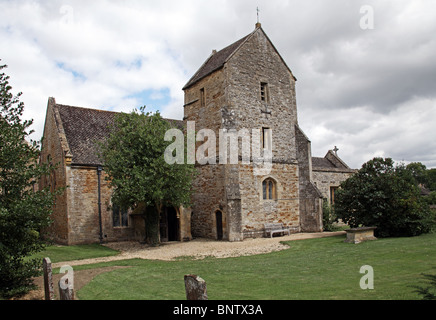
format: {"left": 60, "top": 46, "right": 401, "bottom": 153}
{"left": 55, "top": 104, "right": 183, "bottom": 166}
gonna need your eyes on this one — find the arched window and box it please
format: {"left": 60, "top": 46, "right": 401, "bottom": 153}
{"left": 262, "top": 178, "right": 277, "bottom": 200}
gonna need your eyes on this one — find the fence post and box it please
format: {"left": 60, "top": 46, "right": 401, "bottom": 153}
{"left": 58, "top": 266, "right": 74, "bottom": 300}
{"left": 43, "top": 257, "right": 54, "bottom": 300}
{"left": 184, "top": 274, "right": 208, "bottom": 300}
{"left": 58, "top": 278, "right": 74, "bottom": 300}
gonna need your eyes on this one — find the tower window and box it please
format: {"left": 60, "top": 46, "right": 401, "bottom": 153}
{"left": 260, "top": 82, "right": 269, "bottom": 102}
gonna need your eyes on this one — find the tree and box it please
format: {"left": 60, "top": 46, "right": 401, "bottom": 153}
{"left": 406, "top": 162, "right": 428, "bottom": 186}
{"left": 427, "top": 169, "right": 436, "bottom": 191}
{"left": 0, "top": 63, "right": 59, "bottom": 298}
{"left": 335, "top": 157, "right": 435, "bottom": 238}
{"left": 98, "top": 107, "right": 195, "bottom": 246}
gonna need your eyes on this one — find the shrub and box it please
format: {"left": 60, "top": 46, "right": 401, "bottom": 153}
{"left": 335, "top": 157, "right": 435, "bottom": 238}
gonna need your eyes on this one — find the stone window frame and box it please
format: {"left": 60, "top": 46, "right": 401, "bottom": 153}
{"left": 330, "top": 186, "right": 339, "bottom": 205}
{"left": 112, "top": 203, "right": 129, "bottom": 228}
{"left": 261, "top": 177, "right": 278, "bottom": 201}
{"left": 260, "top": 82, "right": 269, "bottom": 103}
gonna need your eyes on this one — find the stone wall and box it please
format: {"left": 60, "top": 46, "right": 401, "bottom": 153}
{"left": 225, "top": 28, "right": 298, "bottom": 161}
{"left": 190, "top": 163, "right": 228, "bottom": 239}
{"left": 239, "top": 162, "right": 300, "bottom": 238}
{"left": 312, "top": 168, "right": 355, "bottom": 203}
{"left": 66, "top": 166, "right": 134, "bottom": 245}
{"left": 39, "top": 98, "right": 70, "bottom": 244}
{"left": 295, "top": 125, "right": 323, "bottom": 232}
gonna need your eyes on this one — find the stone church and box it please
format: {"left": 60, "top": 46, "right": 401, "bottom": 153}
{"left": 39, "top": 24, "right": 355, "bottom": 245}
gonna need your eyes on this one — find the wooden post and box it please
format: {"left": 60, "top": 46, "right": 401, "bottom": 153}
{"left": 43, "top": 258, "right": 54, "bottom": 300}
{"left": 58, "top": 278, "right": 74, "bottom": 300}
{"left": 184, "top": 274, "right": 208, "bottom": 300}
{"left": 58, "top": 266, "right": 74, "bottom": 300}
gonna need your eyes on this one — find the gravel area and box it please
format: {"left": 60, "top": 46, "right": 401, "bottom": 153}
{"left": 53, "top": 231, "right": 345, "bottom": 268}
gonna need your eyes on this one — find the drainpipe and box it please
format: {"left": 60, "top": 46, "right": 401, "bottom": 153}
{"left": 97, "top": 165, "right": 103, "bottom": 244}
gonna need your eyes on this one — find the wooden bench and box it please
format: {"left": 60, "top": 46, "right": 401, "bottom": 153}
{"left": 344, "top": 227, "right": 377, "bottom": 244}
{"left": 264, "top": 223, "right": 291, "bottom": 238}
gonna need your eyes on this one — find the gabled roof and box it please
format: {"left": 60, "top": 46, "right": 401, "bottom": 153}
{"left": 55, "top": 104, "right": 118, "bottom": 166}
{"left": 183, "top": 25, "right": 296, "bottom": 90}
{"left": 182, "top": 33, "right": 252, "bottom": 90}
{"left": 312, "top": 150, "right": 356, "bottom": 173}
{"left": 51, "top": 100, "right": 182, "bottom": 166}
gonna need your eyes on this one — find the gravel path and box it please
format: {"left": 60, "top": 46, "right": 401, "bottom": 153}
{"left": 53, "top": 231, "right": 345, "bottom": 268}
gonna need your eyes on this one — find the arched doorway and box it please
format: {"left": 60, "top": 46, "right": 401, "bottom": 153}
{"left": 216, "top": 210, "right": 223, "bottom": 240}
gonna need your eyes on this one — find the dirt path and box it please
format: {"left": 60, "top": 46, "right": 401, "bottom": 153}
{"left": 17, "top": 231, "right": 345, "bottom": 300}
{"left": 53, "top": 231, "right": 346, "bottom": 268}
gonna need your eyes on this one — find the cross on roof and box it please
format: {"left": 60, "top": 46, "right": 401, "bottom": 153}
{"left": 333, "top": 146, "right": 339, "bottom": 155}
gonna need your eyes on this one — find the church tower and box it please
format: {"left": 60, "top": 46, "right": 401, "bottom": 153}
{"left": 183, "top": 24, "right": 323, "bottom": 241}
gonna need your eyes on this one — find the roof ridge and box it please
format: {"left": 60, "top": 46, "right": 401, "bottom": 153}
{"left": 56, "top": 103, "right": 121, "bottom": 114}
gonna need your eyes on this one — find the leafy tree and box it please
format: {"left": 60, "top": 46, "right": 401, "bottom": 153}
{"left": 406, "top": 162, "right": 428, "bottom": 186}
{"left": 0, "top": 63, "right": 59, "bottom": 298}
{"left": 335, "top": 157, "right": 435, "bottom": 238}
{"left": 427, "top": 169, "right": 436, "bottom": 191}
{"left": 98, "top": 107, "right": 195, "bottom": 246}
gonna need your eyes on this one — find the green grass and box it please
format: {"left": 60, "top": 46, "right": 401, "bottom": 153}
{"left": 30, "top": 243, "right": 119, "bottom": 263}
{"left": 74, "top": 232, "right": 436, "bottom": 300}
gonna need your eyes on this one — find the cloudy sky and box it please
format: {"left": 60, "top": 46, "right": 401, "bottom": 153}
{"left": 1, "top": 0, "right": 435, "bottom": 169}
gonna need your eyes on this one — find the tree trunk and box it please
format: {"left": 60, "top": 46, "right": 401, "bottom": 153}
{"left": 144, "top": 204, "right": 160, "bottom": 246}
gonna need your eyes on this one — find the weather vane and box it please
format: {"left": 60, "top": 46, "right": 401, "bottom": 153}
{"left": 257, "top": 7, "right": 260, "bottom": 23}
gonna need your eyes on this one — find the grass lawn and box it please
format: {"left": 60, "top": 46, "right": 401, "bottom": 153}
{"left": 71, "top": 232, "right": 436, "bottom": 300}
{"left": 30, "top": 243, "right": 119, "bottom": 263}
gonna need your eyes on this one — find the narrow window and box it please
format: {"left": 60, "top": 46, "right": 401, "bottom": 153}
{"left": 200, "top": 88, "right": 205, "bottom": 107}
{"left": 262, "top": 127, "right": 272, "bottom": 151}
{"left": 330, "top": 187, "right": 338, "bottom": 205}
{"left": 260, "top": 82, "right": 269, "bottom": 102}
{"left": 262, "top": 178, "right": 277, "bottom": 200}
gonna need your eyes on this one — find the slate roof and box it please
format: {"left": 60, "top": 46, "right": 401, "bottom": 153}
{"left": 182, "top": 33, "right": 252, "bottom": 90}
{"left": 312, "top": 157, "right": 336, "bottom": 169}
{"left": 55, "top": 103, "right": 183, "bottom": 166}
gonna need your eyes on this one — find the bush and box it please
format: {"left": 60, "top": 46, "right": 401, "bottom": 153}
{"left": 335, "top": 157, "right": 435, "bottom": 238}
